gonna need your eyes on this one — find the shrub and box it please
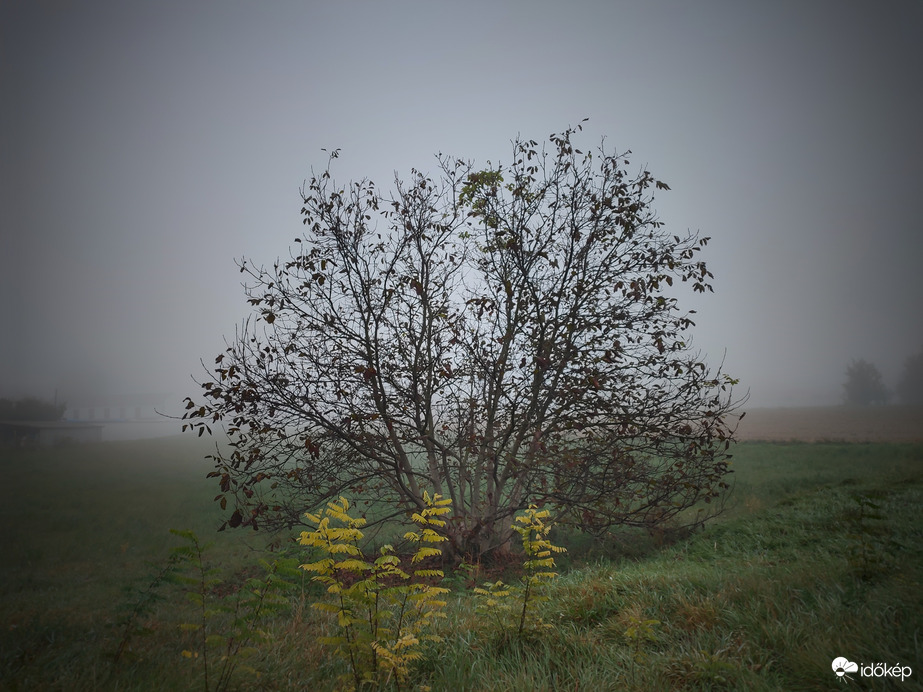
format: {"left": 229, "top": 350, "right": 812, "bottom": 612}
{"left": 299, "top": 493, "right": 451, "bottom": 689}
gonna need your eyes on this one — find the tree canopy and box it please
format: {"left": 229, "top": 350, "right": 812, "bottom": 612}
{"left": 896, "top": 346, "right": 923, "bottom": 405}
{"left": 0, "top": 397, "right": 66, "bottom": 422}
{"left": 183, "top": 123, "right": 743, "bottom": 559}
{"left": 842, "top": 358, "right": 889, "bottom": 406}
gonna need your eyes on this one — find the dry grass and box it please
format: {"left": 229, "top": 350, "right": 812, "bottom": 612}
{"left": 735, "top": 404, "right": 923, "bottom": 443}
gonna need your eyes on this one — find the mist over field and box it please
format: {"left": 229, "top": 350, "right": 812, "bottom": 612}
{"left": 2, "top": 0, "right": 922, "bottom": 414}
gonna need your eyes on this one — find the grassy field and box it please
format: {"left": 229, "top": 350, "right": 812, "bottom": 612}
{"left": 1, "top": 433, "right": 921, "bottom": 690}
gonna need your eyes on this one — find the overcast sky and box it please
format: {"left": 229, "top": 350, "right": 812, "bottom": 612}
{"left": 2, "top": 0, "right": 921, "bottom": 412}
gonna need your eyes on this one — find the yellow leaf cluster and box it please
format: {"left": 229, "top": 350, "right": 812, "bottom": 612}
{"left": 300, "top": 491, "right": 454, "bottom": 689}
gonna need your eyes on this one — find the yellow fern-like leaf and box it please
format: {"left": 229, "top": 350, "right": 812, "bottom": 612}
{"left": 324, "top": 526, "right": 363, "bottom": 542}
{"left": 411, "top": 546, "right": 442, "bottom": 562}
{"left": 325, "top": 509, "right": 351, "bottom": 525}
{"left": 334, "top": 558, "right": 371, "bottom": 572}
{"left": 392, "top": 633, "right": 420, "bottom": 650}
{"left": 412, "top": 569, "right": 444, "bottom": 578}
{"left": 375, "top": 553, "right": 401, "bottom": 567}
{"left": 419, "top": 528, "right": 446, "bottom": 542}
{"left": 326, "top": 542, "right": 360, "bottom": 555}
{"left": 524, "top": 557, "right": 555, "bottom": 569}
{"left": 300, "top": 558, "right": 334, "bottom": 573}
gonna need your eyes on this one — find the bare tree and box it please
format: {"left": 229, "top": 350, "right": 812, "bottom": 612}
{"left": 183, "top": 123, "right": 744, "bottom": 559}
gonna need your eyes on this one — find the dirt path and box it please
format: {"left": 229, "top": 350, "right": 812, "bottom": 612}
{"left": 734, "top": 405, "right": 923, "bottom": 443}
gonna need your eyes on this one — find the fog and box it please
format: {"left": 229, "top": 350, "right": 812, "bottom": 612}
{"left": 2, "top": 0, "right": 922, "bottom": 418}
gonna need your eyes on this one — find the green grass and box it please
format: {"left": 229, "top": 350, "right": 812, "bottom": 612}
{"left": 724, "top": 441, "right": 923, "bottom": 518}
{"left": 0, "top": 436, "right": 276, "bottom": 691}
{"left": 1, "top": 438, "right": 921, "bottom": 690}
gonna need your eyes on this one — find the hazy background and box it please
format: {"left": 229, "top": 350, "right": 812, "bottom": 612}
{"left": 2, "top": 0, "right": 922, "bottom": 421}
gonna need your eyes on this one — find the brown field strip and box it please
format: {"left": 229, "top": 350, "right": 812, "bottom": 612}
{"left": 734, "top": 405, "right": 923, "bottom": 442}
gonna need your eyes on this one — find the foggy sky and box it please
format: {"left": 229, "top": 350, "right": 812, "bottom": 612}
{"left": 2, "top": 0, "right": 922, "bottom": 412}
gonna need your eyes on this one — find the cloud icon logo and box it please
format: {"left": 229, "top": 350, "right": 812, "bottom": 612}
{"left": 832, "top": 657, "right": 859, "bottom": 678}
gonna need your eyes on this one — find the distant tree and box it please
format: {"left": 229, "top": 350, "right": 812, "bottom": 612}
{"left": 842, "top": 359, "right": 888, "bottom": 406}
{"left": 0, "top": 397, "right": 66, "bottom": 421}
{"left": 896, "top": 346, "right": 923, "bottom": 405}
{"left": 183, "top": 123, "right": 744, "bottom": 559}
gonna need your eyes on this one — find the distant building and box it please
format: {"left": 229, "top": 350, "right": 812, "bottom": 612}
{"left": 0, "top": 420, "right": 103, "bottom": 447}
{"left": 65, "top": 392, "right": 171, "bottom": 422}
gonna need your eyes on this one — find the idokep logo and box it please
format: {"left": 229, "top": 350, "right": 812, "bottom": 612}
{"left": 832, "top": 657, "right": 913, "bottom": 683}
{"left": 832, "top": 657, "right": 858, "bottom": 681}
